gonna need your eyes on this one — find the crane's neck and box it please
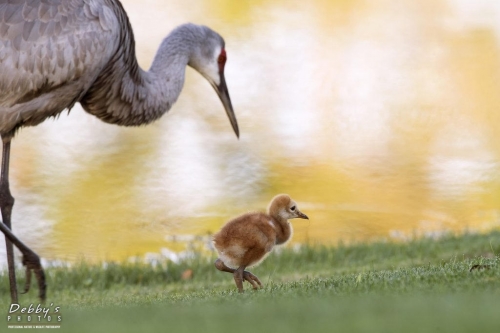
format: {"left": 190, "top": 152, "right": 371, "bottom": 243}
{"left": 271, "top": 214, "right": 293, "bottom": 245}
{"left": 80, "top": 26, "right": 194, "bottom": 126}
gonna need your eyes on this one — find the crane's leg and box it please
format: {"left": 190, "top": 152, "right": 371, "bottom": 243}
{"left": 0, "top": 137, "right": 46, "bottom": 302}
{"left": 1, "top": 138, "right": 18, "bottom": 303}
{"left": 214, "top": 258, "right": 262, "bottom": 292}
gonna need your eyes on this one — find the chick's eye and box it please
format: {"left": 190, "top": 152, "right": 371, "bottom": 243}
{"left": 290, "top": 206, "right": 296, "bottom": 211}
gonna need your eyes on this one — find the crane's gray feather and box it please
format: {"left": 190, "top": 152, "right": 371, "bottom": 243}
{"left": 0, "top": 0, "right": 120, "bottom": 136}
{"left": 0, "top": 0, "right": 228, "bottom": 138}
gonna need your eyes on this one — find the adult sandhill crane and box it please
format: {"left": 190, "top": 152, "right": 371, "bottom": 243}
{"left": 0, "top": 0, "right": 239, "bottom": 302}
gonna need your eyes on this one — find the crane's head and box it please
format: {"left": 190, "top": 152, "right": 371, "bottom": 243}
{"left": 187, "top": 25, "right": 239, "bottom": 138}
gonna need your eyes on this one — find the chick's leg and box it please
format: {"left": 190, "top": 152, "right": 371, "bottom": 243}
{"left": 214, "top": 259, "right": 262, "bottom": 291}
{"left": 242, "top": 270, "right": 262, "bottom": 290}
{"left": 233, "top": 266, "right": 245, "bottom": 292}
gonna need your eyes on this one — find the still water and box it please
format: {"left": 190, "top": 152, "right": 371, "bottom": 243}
{"left": 2, "top": 0, "right": 500, "bottom": 265}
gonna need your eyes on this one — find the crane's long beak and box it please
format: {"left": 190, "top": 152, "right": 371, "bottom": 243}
{"left": 211, "top": 73, "right": 239, "bottom": 138}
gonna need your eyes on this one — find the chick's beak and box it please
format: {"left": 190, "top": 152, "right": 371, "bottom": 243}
{"left": 211, "top": 72, "right": 239, "bottom": 138}
{"left": 297, "top": 210, "right": 309, "bottom": 220}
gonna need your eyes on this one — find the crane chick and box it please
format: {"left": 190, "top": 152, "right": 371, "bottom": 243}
{"left": 213, "top": 194, "right": 309, "bottom": 292}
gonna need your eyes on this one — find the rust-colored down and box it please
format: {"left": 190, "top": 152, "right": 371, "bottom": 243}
{"left": 213, "top": 194, "right": 308, "bottom": 292}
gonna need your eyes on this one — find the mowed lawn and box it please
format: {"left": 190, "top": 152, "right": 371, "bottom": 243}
{"left": 1, "top": 231, "right": 499, "bottom": 332}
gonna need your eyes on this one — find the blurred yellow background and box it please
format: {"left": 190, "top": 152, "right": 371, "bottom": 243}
{"left": 3, "top": 0, "right": 500, "bottom": 264}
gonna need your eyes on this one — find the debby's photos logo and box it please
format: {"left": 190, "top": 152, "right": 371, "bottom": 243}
{"left": 6, "top": 303, "right": 62, "bottom": 329}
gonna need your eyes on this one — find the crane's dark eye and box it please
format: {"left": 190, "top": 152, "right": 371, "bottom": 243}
{"left": 290, "top": 206, "right": 296, "bottom": 211}
{"left": 218, "top": 49, "right": 227, "bottom": 64}
{"left": 217, "top": 49, "right": 227, "bottom": 72}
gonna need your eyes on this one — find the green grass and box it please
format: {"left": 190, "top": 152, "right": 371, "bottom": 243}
{"left": 1, "top": 231, "right": 500, "bottom": 332}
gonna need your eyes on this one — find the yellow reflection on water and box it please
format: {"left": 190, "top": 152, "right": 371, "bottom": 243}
{"left": 4, "top": 0, "right": 500, "bottom": 264}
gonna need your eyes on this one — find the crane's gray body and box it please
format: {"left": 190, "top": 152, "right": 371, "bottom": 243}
{"left": 0, "top": 0, "right": 228, "bottom": 138}
{"left": 0, "top": 0, "right": 237, "bottom": 302}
